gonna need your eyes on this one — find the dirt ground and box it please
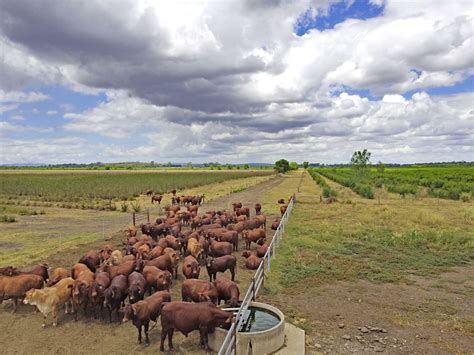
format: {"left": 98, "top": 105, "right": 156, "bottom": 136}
{"left": 0, "top": 173, "right": 298, "bottom": 354}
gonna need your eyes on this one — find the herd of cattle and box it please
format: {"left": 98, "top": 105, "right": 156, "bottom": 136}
{"left": 0, "top": 191, "right": 291, "bottom": 351}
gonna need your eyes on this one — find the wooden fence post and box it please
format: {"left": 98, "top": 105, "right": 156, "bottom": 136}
{"left": 147, "top": 209, "right": 150, "bottom": 223}
{"left": 132, "top": 212, "right": 136, "bottom": 226}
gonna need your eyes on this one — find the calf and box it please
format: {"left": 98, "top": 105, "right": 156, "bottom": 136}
{"left": 214, "top": 277, "right": 240, "bottom": 307}
{"left": 103, "top": 275, "right": 128, "bottom": 323}
{"left": 24, "top": 277, "right": 74, "bottom": 327}
{"left": 205, "top": 255, "right": 236, "bottom": 282}
{"left": 46, "top": 267, "right": 69, "bottom": 287}
{"left": 142, "top": 266, "right": 172, "bottom": 294}
{"left": 182, "top": 256, "right": 200, "bottom": 279}
{"left": 0, "top": 274, "right": 44, "bottom": 312}
{"left": 160, "top": 301, "right": 232, "bottom": 351}
{"left": 128, "top": 271, "right": 146, "bottom": 304}
{"left": 122, "top": 290, "right": 171, "bottom": 344}
{"left": 181, "top": 279, "right": 218, "bottom": 304}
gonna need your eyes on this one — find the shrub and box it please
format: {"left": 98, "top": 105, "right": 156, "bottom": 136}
{"left": 460, "top": 192, "right": 471, "bottom": 202}
{"left": 131, "top": 200, "right": 141, "bottom": 212}
{"left": 120, "top": 201, "right": 129, "bottom": 212}
{"left": 0, "top": 215, "right": 16, "bottom": 223}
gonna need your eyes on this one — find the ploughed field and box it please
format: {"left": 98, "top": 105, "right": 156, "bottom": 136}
{"left": 0, "top": 170, "right": 273, "bottom": 211}
{"left": 0, "top": 172, "right": 301, "bottom": 354}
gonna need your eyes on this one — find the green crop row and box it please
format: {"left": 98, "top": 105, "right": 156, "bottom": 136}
{"left": 316, "top": 166, "right": 473, "bottom": 201}
{"left": 308, "top": 169, "right": 337, "bottom": 198}
{"left": 0, "top": 171, "right": 272, "bottom": 204}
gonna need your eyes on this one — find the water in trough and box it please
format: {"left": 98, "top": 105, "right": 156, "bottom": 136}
{"left": 239, "top": 306, "right": 281, "bottom": 332}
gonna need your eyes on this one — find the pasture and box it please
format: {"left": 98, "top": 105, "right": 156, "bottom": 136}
{"left": 0, "top": 171, "right": 300, "bottom": 354}
{"left": 0, "top": 168, "right": 473, "bottom": 354}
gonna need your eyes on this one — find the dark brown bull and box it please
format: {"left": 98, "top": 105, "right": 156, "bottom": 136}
{"left": 122, "top": 290, "right": 171, "bottom": 344}
{"left": 103, "top": 274, "right": 128, "bottom": 323}
{"left": 160, "top": 301, "right": 232, "bottom": 351}
{"left": 128, "top": 271, "right": 146, "bottom": 304}
{"left": 205, "top": 255, "right": 236, "bottom": 282}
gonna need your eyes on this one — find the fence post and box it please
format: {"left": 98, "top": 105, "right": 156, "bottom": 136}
{"left": 267, "top": 253, "right": 271, "bottom": 271}
{"left": 132, "top": 212, "right": 136, "bottom": 226}
{"left": 251, "top": 277, "right": 256, "bottom": 301}
{"left": 272, "top": 239, "right": 276, "bottom": 258}
{"left": 147, "top": 209, "right": 150, "bottom": 223}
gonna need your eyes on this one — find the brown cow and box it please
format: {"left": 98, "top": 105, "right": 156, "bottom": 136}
{"left": 227, "top": 222, "right": 246, "bottom": 237}
{"left": 215, "top": 230, "right": 238, "bottom": 251}
{"left": 151, "top": 194, "right": 163, "bottom": 204}
{"left": 144, "top": 189, "right": 153, "bottom": 196}
{"left": 71, "top": 263, "right": 90, "bottom": 280}
{"left": 256, "top": 239, "right": 268, "bottom": 258}
{"left": 128, "top": 271, "right": 146, "bottom": 304}
{"left": 236, "top": 207, "right": 250, "bottom": 218}
{"left": 143, "top": 254, "right": 173, "bottom": 275}
{"left": 280, "top": 205, "right": 288, "bottom": 216}
{"left": 89, "top": 271, "right": 111, "bottom": 318}
{"left": 122, "top": 290, "right": 171, "bottom": 344}
{"left": 142, "top": 266, "right": 172, "bottom": 294}
{"left": 160, "top": 301, "right": 232, "bottom": 351}
{"left": 0, "top": 274, "right": 44, "bottom": 312}
{"left": 232, "top": 202, "right": 242, "bottom": 211}
{"left": 100, "top": 260, "right": 142, "bottom": 279}
{"left": 243, "top": 254, "right": 261, "bottom": 270}
{"left": 214, "top": 277, "right": 240, "bottom": 307}
{"left": 255, "top": 203, "right": 262, "bottom": 215}
{"left": 71, "top": 267, "right": 94, "bottom": 320}
{"left": 181, "top": 279, "right": 218, "bottom": 304}
{"left": 271, "top": 218, "right": 281, "bottom": 230}
{"left": 110, "top": 250, "right": 123, "bottom": 265}
{"left": 99, "top": 244, "right": 113, "bottom": 263}
{"left": 209, "top": 239, "right": 233, "bottom": 257}
{"left": 277, "top": 198, "right": 285, "bottom": 204}
{"left": 23, "top": 277, "right": 74, "bottom": 327}
{"left": 148, "top": 245, "right": 164, "bottom": 259}
{"left": 243, "top": 228, "right": 266, "bottom": 249}
{"left": 103, "top": 274, "right": 128, "bottom": 323}
{"left": 78, "top": 250, "right": 100, "bottom": 272}
{"left": 182, "top": 255, "right": 201, "bottom": 279}
{"left": 0, "top": 264, "right": 49, "bottom": 281}
{"left": 47, "top": 267, "right": 69, "bottom": 287}
{"left": 205, "top": 255, "right": 236, "bottom": 282}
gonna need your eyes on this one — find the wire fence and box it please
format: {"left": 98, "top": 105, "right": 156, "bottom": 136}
{"left": 218, "top": 195, "right": 296, "bottom": 355}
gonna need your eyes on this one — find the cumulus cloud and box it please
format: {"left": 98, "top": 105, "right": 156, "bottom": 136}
{"left": 0, "top": 0, "right": 472, "bottom": 163}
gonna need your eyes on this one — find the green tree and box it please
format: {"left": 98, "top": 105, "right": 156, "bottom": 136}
{"left": 289, "top": 162, "right": 299, "bottom": 170}
{"left": 351, "top": 149, "right": 371, "bottom": 176}
{"left": 376, "top": 161, "right": 385, "bottom": 173}
{"left": 243, "top": 164, "right": 250, "bottom": 169}
{"left": 303, "top": 162, "right": 309, "bottom": 169}
{"left": 274, "top": 159, "right": 290, "bottom": 173}
{"left": 226, "top": 164, "right": 233, "bottom": 170}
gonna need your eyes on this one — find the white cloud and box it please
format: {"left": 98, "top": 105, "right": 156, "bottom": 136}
{"left": 0, "top": 0, "right": 472, "bottom": 163}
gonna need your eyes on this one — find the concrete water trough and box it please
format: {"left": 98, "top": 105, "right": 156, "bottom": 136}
{"left": 209, "top": 302, "right": 285, "bottom": 354}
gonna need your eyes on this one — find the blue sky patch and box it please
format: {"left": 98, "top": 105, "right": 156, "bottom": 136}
{"left": 295, "top": 0, "right": 385, "bottom": 35}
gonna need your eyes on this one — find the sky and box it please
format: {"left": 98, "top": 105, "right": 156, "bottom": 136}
{"left": 0, "top": 0, "right": 473, "bottom": 165}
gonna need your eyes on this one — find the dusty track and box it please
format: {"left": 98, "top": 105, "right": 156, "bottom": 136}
{"left": 0, "top": 173, "right": 298, "bottom": 354}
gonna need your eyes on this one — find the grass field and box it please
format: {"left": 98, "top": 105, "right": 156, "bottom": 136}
{"left": 261, "top": 170, "right": 474, "bottom": 353}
